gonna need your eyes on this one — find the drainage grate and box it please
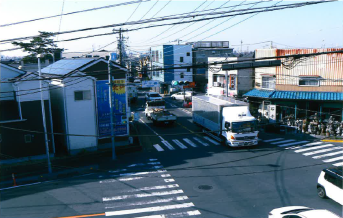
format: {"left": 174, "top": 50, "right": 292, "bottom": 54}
{"left": 198, "top": 185, "right": 213, "bottom": 190}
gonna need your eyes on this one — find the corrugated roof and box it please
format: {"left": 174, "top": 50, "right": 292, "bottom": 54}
{"left": 41, "top": 58, "right": 95, "bottom": 75}
{"left": 243, "top": 89, "right": 275, "bottom": 98}
{"left": 271, "top": 91, "right": 343, "bottom": 101}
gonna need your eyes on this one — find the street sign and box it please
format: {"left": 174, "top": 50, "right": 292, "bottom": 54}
{"left": 142, "top": 80, "right": 160, "bottom": 88}
{"left": 222, "top": 60, "right": 281, "bottom": 70}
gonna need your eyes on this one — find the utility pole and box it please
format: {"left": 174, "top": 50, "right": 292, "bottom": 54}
{"left": 270, "top": 41, "right": 273, "bottom": 49}
{"left": 37, "top": 54, "right": 52, "bottom": 174}
{"left": 240, "top": 40, "right": 243, "bottom": 54}
{"left": 108, "top": 59, "right": 116, "bottom": 160}
{"left": 118, "top": 28, "right": 123, "bottom": 66}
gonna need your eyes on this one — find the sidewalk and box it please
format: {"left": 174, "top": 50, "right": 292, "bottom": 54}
{"left": 0, "top": 124, "right": 142, "bottom": 189}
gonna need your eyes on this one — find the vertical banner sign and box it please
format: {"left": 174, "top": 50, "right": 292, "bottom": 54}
{"left": 96, "top": 80, "right": 128, "bottom": 138}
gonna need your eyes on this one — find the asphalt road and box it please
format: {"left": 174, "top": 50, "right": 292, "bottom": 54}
{"left": 0, "top": 93, "right": 342, "bottom": 218}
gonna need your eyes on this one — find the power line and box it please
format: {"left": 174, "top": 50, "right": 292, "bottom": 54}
{"left": 126, "top": 0, "right": 144, "bottom": 23}
{"left": 2, "top": 0, "right": 324, "bottom": 43}
{"left": 0, "top": 0, "right": 151, "bottom": 28}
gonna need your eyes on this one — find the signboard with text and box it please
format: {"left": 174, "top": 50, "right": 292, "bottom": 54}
{"left": 96, "top": 80, "right": 128, "bottom": 138}
{"left": 142, "top": 80, "right": 160, "bottom": 88}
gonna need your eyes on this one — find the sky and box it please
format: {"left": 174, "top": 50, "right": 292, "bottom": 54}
{"left": 0, "top": 0, "right": 342, "bottom": 57}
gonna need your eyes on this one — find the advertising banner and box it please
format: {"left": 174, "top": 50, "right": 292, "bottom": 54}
{"left": 142, "top": 80, "right": 160, "bottom": 88}
{"left": 96, "top": 80, "right": 128, "bottom": 138}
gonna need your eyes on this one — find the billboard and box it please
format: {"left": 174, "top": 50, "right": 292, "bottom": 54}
{"left": 142, "top": 80, "right": 160, "bottom": 88}
{"left": 96, "top": 80, "right": 128, "bottom": 138}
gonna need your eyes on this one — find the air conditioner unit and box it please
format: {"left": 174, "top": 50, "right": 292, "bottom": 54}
{"left": 213, "top": 82, "right": 221, "bottom": 87}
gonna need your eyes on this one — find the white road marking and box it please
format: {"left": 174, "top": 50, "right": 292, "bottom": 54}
{"left": 271, "top": 139, "right": 296, "bottom": 145}
{"left": 120, "top": 170, "right": 166, "bottom": 177}
{"left": 128, "top": 162, "right": 161, "bottom": 167}
{"left": 149, "top": 159, "right": 158, "bottom": 161}
{"left": 323, "top": 156, "right": 343, "bottom": 163}
{"left": 125, "top": 184, "right": 179, "bottom": 192}
{"left": 203, "top": 136, "right": 220, "bottom": 145}
{"left": 100, "top": 177, "right": 144, "bottom": 183}
{"left": 153, "top": 144, "right": 164, "bottom": 152}
{"left": 161, "top": 174, "right": 171, "bottom": 177}
{"left": 133, "top": 210, "right": 201, "bottom": 218}
{"left": 172, "top": 139, "right": 188, "bottom": 149}
{"left": 105, "top": 202, "right": 195, "bottom": 216}
{"left": 333, "top": 162, "right": 343, "bottom": 166}
{"left": 303, "top": 147, "right": 342, "bottom": 156}
{"left": 193, "top": 137, "right": 209, "bottom": 146}
{"left": 164, "top": 179, "right": 175, "bottom": 182}
{"left": 109, "top": 169, "right": 127, "bottom": 173}
{"left": 183, "top": 138, "right": 197, "bottom": 147}
{"left": 162, "top": 141, "right": 175, "bottom": 150}
{"left": 312, "top": 151, "right": 343, "bottom": 159}
{"left": 263, "top": 138, "right": 284, "bottom": 142}
{"left": 278, "top": 141, "right": 309, "bottom": 147}
{"left": 295, "top": 144, "right": 334, "bottom": 153}
{"left": 0, "top": 182, "right": 42, "bottom": 191}
{"left": 140, "top": 119, "right": 164, "bottom": 140}
{"left": 105, "top": 196, "right": 189, "bottom": 209}
{"left": 286, "top": 141, "right": 323, "bottom": 149}
{"left": 103, "top": 189, "right": 184, "bottom": 201}
{"left": 150, "top": 166, "right": 163, "bottom": 169}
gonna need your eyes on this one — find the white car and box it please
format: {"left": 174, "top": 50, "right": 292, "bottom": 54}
{"left": 269, "top": 206, "right": 340, "bottom": 218}
{"left": 171, "top": 91, "right": 192, "bottom": 100}
{"left": 317, "top": 166, "right": 343, "bottom": 205}
{"left": 145, "top": 92, "right": 163, "bottom": 101}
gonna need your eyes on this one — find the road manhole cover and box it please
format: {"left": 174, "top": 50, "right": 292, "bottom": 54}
{"left": 198, "top": 185, "right": 213, "bottom": 190}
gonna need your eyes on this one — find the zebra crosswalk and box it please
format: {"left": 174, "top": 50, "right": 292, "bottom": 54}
{"left": 152, "top": 136, "right": 218, "bottom": 152}
{"left": 262, "top": 138, "right": 343, "bottom": 167}
{"left": 100, "top": 159, "right": 201, "bottom": 218}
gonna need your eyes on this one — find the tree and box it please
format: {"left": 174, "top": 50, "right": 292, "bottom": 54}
{"left": 12, "top": 31, "right": 63, "bottom": 63}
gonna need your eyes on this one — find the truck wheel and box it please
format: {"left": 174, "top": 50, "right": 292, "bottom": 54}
{"left": 317, "top": 187, "right": 327, "bottom": 198}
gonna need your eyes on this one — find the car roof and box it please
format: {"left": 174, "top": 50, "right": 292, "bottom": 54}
{"left": 299, "top": 209, "right": 340, "bottom": 218}
{"left": 324, "top": 166, "right": 343, "bottom": 179}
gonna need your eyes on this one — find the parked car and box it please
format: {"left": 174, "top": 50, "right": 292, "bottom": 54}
{"left": 145, "top": 92, "right": 163, "bottom": 101}
{"left": 268, "top": 206, "right": 340, "bottom": 218}
{"left": 317, "top": 166, "right": 343, "bottom": 205}
{"left": 171, "top": 91, "right": 192, "bottom": 100}
{"left": 150, "top": 109, "right": 177, "bottom": 126}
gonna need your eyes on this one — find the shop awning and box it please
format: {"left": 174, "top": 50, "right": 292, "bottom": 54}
{"left": 271, "top": 91, "right": 343, "bottom": 101}
{"left": 243, "top": 89, "right": 275, "bottom": 98}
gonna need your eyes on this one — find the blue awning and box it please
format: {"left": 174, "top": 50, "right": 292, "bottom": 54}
{"left": 243, "top": 89, "right": 275, "bottom": 98}
{"left": 271, "top": 91, "right": 343, "bottom": 101}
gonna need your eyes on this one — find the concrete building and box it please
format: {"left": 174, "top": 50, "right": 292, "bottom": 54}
{"left": 189, "top": 41, "right": 234, "bottom": 92}
{"left": 150, "top": 45, "right": 192, "bottom": 93}
{"left": 244, "top": 48, "right": 343, "bottom": 122}
{"left": 207, "top": 55, "right": 254, "bottom": 98}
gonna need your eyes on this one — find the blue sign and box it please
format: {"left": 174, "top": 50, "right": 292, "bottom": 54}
{"left": 109, "top": 52, "right": 117, "bottom": 61}
{"left": 96, "top": 80, "right": 128, "bottom": 138}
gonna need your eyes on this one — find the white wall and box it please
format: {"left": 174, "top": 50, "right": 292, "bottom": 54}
{"left": 64, "top": 77, "right": 97, "bottom": 151}
{"left": 15, "top": 80, "right": 49, "bottom": 102}
{"left": 0, "top": 65, "right": 24, "bottom": 100}
{"left": 173, "top": 45, "right": 193, "bottom": 82}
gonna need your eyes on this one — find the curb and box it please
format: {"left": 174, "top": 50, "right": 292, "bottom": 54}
{"left": 321, "top": 139, "right": 343, "bottom": 143}
{"left": 0, "top": 165, "right": 98, "bottom": 190}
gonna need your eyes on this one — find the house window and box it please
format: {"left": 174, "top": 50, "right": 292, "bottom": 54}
{"left": 262, "top": 76, "right": 275, "bottom": 89}
{"left": 24, "top": 134, "right": 32, "bottom": 143}
{"left": 213, "top": 74, "right": 225, "bottom": 87}
{"left": 180, "top": 73, "right": 184, "bottom": 78}
{"left": 187, "top": 67, "right": 191, "bottom": 72}
{"left": 74, "top": 90, "right": 91, "bottom": 101}
{"left": 186, "top": 52, "right": 190, "bottom": 56}
{"left": 299, "top": 78, "right": 319, "bottom": 86}
{"left": 180, "top": 57, "right": 184, "bottom": 62}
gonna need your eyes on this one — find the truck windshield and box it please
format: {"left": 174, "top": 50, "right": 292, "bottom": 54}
{"left": 231, "top": 121, "right": 256, "bottom": 133}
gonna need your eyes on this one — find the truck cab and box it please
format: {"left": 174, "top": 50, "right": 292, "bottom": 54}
{"left": 221, "top": 106, "right": 258, "bottom": 147}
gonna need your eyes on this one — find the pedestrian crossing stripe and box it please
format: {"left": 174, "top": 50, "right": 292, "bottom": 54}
{"left": 203, "top": 136, "right": 220, "bottom": 145}
{"left": 161, "top": 141, "right": 175, "bottom": 150}
{"left": 323, "top": 156, "right": 343, "bottom": 163}
{"left": 263, "top": 138, "right": 284, "bottom": 142}
{"left": 183, "top": 138, "right": 197, "bottom": 147}
{"left": 153, "top": 144, "right": 164, "bottom": 152}
{"left": 303, "top": 147, "right": 342, "bottom": 156}
{"left": 333, "top": 162, "right": 343, "bottom": 166}
{"left": 172, "top": 139, "right": 187, "bottom": 149}
{"left": 286, "top": 141, "right": 323, "bottom": 149}
{"left": 295, "top": 144, "right": 334, "bottom": 153}
{"left": 271, "top": 139, "right": 296, "bottom": 145}
{"left": 278, "top": 141, "right": 309, "bottom": 147}
{"left": 133, "top": 210, "right": 201, "bottom": 218}
{"left": 193, "top": 137, "right": 209, "bottom": 146}
{"left": 312, "top": 150, "right": 343, "bottom": 159}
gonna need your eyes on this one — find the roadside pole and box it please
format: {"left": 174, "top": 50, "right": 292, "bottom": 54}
{"left": 108, "top": 60, "right": 116, "bottom": 160}
{"left": 37, "top": 54, "right": 52, "bottom": 174}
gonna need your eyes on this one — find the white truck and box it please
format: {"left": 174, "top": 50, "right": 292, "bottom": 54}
{"left": 192, "top": 95, "right": 258, "bottom": 147}
{"left": 150, "top": 109, "right": 177, "bottom": 125}
{"left": 144, "top": 100, "right": 165, "bottom": 119}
